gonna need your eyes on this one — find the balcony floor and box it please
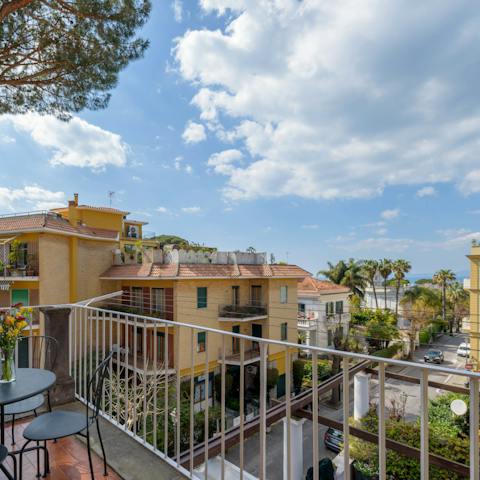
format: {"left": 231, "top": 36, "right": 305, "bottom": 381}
{"left": 1, "top": 415, "right": 121, "bottom": 479}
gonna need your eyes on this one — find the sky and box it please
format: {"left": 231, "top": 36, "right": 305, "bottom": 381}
{"left": 1, "top": 0, "right": 480, "bottom": 277}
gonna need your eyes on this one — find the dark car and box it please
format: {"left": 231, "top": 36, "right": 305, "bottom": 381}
{"left": 324, "top": 427, "right": 343, "bottom": 453}
{"left": 424, "top": 349, "right": 444, "bottom": 364}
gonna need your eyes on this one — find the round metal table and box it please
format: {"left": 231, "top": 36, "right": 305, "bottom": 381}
{"left": 0, "top": 369, "right": 56, "bottom": 445}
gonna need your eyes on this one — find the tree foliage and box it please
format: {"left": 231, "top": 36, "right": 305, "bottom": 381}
{"left": 318, "top": 258, "right": 365, "bottom": 297}
{"left": 0, "top": 0, "right": 151, "bottom": 117}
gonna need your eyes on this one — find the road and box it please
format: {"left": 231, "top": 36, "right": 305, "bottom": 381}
{"left": 226, "top": 333, "right": 469, "bottom": 478}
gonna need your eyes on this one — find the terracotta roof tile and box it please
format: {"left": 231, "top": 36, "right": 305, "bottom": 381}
{"left": 78, "top": 205, "right": 129, "bottom": 215}
{"left": 0, "top": 213, "right": 117, "bottom": 240}
{"left": 298, "top": 276, "right": 350, "bottom": 295}
{"left": 101, "top": 263, "right": 310, "bottom": 279}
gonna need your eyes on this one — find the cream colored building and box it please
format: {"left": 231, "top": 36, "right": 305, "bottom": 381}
{"left": 467, "top": 244, "right": 480, "bottom": 369}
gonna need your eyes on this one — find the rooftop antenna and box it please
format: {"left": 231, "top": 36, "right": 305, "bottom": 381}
{"left": 108, "top": 191, "right": 115, "bottom": 207}
{"left": 286, "top": 251, "right": 290, "bottom": 263}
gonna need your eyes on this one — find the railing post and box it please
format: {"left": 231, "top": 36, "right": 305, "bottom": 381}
{"left": 40, "top": 306, "right": 75, "bottom": 405}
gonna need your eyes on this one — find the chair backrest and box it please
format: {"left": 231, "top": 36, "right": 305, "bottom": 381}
{"left": 87, "top": 350, "right": 115, "bottom": 420}
{"left": 17, "top": 335, "right": 59, "bottom": 371}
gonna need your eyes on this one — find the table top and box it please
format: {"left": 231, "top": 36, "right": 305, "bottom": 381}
{"left": 0, "top": 368, "right": 56, "bottom": 406}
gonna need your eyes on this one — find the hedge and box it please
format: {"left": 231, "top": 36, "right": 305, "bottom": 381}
{"left": 371, "top": 343, "right": 402, "bottom": 358}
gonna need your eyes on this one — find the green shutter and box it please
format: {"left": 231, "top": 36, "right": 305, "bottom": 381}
{"left": 281, "top": 322, "right": 288, "bottom": 341}
{"left": 197, "top": 287, "right": 207, "bottom": 308}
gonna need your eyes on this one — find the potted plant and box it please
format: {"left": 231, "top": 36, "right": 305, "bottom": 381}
{"left": 0, "top": 304, "right": 32, "bottom": 382}
{"left": 26, "top": 253, "right": 36, "bottom": 276}
{"left": 8, "top": 240, "right": 25, "bottom": 277}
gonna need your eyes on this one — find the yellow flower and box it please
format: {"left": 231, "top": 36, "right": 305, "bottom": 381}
{"left": 16, "top": 321, "right": 27, "bottom": 330}
{"left": 4, "top": 316, "right": 14, "bottom": 326}
{"left": 0, "top": 326, "right": 4, "bottom": 334}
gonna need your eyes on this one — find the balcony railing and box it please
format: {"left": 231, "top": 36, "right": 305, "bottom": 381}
{"left": 14, "top": 299, "right": 479, "bottom": 479}
{"left": 218, "top": 303, "right": 268, "bottom": 321}
{"left": 62, "top": 300, "right": 480, "bottom": 480}
{"left": 0, "top": 240, "right": 39, "bottom": 278}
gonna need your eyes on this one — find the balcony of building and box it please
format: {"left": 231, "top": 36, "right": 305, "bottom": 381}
{"left": 4, "top": 298, "right": 478, "bottom": 480}
{"left": 0, "top": 239, "right": 39, "bottom": 281}
{"left": 218, "top": 303, "right": 268, "bottom": 322}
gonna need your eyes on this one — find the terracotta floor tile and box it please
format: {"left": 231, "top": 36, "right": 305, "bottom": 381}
{"left": 0, "top": 418, "right": 122, "bottom": 479}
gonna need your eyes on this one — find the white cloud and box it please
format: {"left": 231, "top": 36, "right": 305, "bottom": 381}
{"left": 301, "top": 224, "right": 319, "bottom": 230}
{"left": 182, "top": 121, "right": 206, "bottom": 144}
{"left": 175, "top": 2, "right": 480, "bottom": 200}
{"left": 0, "top": 134, "right": 15, "bottom": 144}
{"left": 173, "top": 155, "right": 193, "bottom": 174}
{"left": 0, "top": 185, "right": 65, "bottom": 212}
{"left": 172, "top": 0, "right": 183, "bottom": 22}
{"left": 416, "top": 186, "right": 437, "bottom": 198}
{"left": 381, "top": 209, "right": 400, "bottom": 220}
{"left": 156, "top": 206, "right": 171, "bottom": 214}
{"left": 182, "top": 206, "right": 202, "bottom": 214}
{"left": 1, "top": 114, "right": 127, "bottom": 171}
{"left": 132, "top": 176, "right": 142, "bottom": 183}
{"left": 208, "top": 149, "right": 243, "bottom": 175}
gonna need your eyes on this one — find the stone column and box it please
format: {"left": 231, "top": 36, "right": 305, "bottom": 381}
{"left": 40, "top": 307, "right": 75, "bottom": 406}
{"left": 354, "top": 373, "right": 370, "bottom": 420}
{"left": 283, "top": 417, "right": 306, "bottom": 480}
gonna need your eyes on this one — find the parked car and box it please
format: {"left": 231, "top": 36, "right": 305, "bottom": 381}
{"left": 457, "top": 343, "right": 471, "bottom": 357}
{"left": 424, "top": 349, "right": 444, "bottom": 364}
{"left": 324, "top": 427, "right": 343, "bottom": 453}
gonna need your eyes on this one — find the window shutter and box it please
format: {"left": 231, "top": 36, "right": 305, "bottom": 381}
{"left": 122, "top": 286, "right": 131, "bottom": 306}
{"left": 165, "top": 288, "right": 174, "bottom": 320}
{"left": 143, "top": 287, "right": 150, "bottom": 313}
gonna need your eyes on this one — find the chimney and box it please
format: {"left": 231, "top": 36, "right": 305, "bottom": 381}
{"left": 73, "top": 193, "right": 79, "bottom": 206}
{"left": 68, "top": 195, "right": 78, "bottom": 226}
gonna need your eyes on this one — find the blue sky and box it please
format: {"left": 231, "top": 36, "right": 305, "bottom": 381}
{"left": 1, "top": 0, "right": 480, "bottom": 276}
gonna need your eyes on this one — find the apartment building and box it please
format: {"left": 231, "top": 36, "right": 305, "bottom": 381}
{"left": 467, "top": 244, "right": 480, "bottom": 369}
{"left": 297, "top": 276, "right": 351, "bottom": 348}
{"left": 99, "top": 250, "right": 309, "bottom": 407}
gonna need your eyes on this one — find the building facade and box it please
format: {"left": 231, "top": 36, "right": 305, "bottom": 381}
{"left": 467, "top": 244, "right": 480, "bottom": 369}
{"left": 297, "top": 277, "right": 351, "bottom": 348}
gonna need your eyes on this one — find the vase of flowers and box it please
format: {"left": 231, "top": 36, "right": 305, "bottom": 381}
{"left": 0, "top": 304, "right": 32, "bottom": 383}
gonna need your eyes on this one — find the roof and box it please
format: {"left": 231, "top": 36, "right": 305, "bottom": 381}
{"left": 0, "top": 213, "right": 118, "bottom": 241}
{"left": 298, "top": 276, "right": 351, "bottom": 296}
{"left": 100, "top": 263, "right": 310, "bottom": 280}
{"left": 124, "top": 219, "right": 148, "bottom": 226}
{"left": 77, "top": 205, "right": 129, "bottom": 215}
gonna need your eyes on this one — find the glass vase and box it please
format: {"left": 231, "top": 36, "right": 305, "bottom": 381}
{"left": 0, "top": 350, "right": 16, "bottom": 383}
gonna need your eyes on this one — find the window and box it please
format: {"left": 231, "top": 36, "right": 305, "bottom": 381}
{"left": 326, "top": 302, "right": 334, "bottom": 316}
{"left": 281, "top": 322, "right": 288, "bottom": 341}
{"left": 152, "top": 288, "right": 165, "bottom": 315}
{"left": 298, "top": 303, "right": 306, "bottom": 313}
{"left": 232, "top": 325, "right": 240, "bottom": 354}
{"left": 232, "top": 286, "right": 240, "bottom": 307}
{"left": 132, "top": 287, "right": 143, "bottom": 308}
{"left": 251, "top": 285, "right": 262, "bottom": 306}
{"left": 197, "top": 287, "right": 207, "bottom": 308}
{"left": 280, "top": 286, "right": 288, "bottom": 304}
{"left": 327, "top": 330, "right": 333, "bottom": 346}
{"left": 335, "top": 301, "right": 343, "bottom": 314}
{"left": 197, "top": 331, "right": 206, "bottom": 353}
{"left": 194, "top": 380, "right": 206, "bottom": 403}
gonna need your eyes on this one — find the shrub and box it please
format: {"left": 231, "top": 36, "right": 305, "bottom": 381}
{"left": 419, "top": 329, "right": 431, "bottom": 344}
{"left": 372, "top": 343, "right": 402, "bottom": 358}
{"left": 302, "top": 359, "right": 332, "bottom": 386}
{"left": 292, "top": 359, "right": 305, "bottom": 393}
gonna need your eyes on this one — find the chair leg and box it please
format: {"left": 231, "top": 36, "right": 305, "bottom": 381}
{"left": 43, "top": 440, "right": 49, "bottom": 477}
{"left": 0, "top": 463, "right": 14, "bottom": 480}
{"left": 86, "top": 431, "right": 95, "bottom": 480}
{"left": 7, "top": 453, "right": 17, "bottom": 480}
{"left": 96, "top": 418, "right": 108, "bottom": 476}
{"left": 19, "top": 439, "right": 32, "bottom": 480}
{"left": 11, "top": 413, "right": 15, "bottom": 445}
{"left": 47, "top": 391, "right": 52, "bottom": 412}
{"left": 36, "top": 441, "right": 40, "bottom": 478}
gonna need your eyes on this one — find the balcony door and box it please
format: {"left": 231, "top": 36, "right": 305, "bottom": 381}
{"left": 251, "top": 323, "right": 262, "bottom": 352}
{"left": 232, "top": 286, "right": 240, "bottom": 308}
{"left": 251, "top": 285, "right": 262, "bottom": 306}
{"left": 232, "top": 325, "right": 240, "bottom": 354}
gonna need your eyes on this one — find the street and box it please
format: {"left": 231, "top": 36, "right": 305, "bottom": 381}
{"left": 225, "top": 333, "right": 469, "bottom": 479}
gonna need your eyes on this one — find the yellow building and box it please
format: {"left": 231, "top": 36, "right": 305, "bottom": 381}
{"left": 0, "top": 194, "right": 309, "bottom": 406}
{"left": 468, "top": 244, "right": 480, "bottom": 369}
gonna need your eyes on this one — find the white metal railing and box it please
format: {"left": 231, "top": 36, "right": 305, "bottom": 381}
{"left": 67, "top": 304, "right": 480, "bottom": 480}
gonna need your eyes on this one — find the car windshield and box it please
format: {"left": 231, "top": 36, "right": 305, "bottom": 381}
{"left": 427, "top": 350, "right": 441, "bottom": 355}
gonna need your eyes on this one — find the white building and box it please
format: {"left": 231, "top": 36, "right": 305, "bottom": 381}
{"left": 297, "top": 277, "right": 351, "bottom": 348}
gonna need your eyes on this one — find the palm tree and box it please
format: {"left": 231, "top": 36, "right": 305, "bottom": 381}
{"left": 433, "top": 269, "right": 456, "bottom": 330}
{"left": 378, "top": 259, "right": 393, "bottom": 309}
{"left": 391, "top": 259, "right": 411, "bottom": 316}
{"left": 361, "top": 260, "right": 379, "bottom": 309}
{"left": 401, "top": 286, "right": 440, "bottom": 359}
{"left": 446, "top": 281, "right": 468, "bottom": 334}
{"left": 318, "top": 260, "right": 348, "bottom": 285}
{"left": 318, "top": 259, "right": 365, "bottom": 297}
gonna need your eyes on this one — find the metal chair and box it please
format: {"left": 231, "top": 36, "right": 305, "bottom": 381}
{"left": 18, "top": 351, "right": 114, "bottom": 479}
{"left": 0, "top": 444, "right": 17, "bottom": 480}
{"left": 7, "top": 335, "right": 58, "bottom": 445}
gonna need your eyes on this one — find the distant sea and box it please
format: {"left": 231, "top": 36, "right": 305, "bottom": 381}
{"left": 406, "top": 270, "right": 469, "bottom": 283}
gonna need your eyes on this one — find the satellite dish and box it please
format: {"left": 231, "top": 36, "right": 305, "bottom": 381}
{"left": 450, "top": 399, "right": 468, "bottom": 416}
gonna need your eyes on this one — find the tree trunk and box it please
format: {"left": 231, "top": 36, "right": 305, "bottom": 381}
{"left": 408, "top": 335, "right": 415, "bottom": 360}
{"left": 329, "top": 355, "right": 341, "bottom": 406}
{"left": 372, "top": 282, "right": 379, "bottom": 309}
{"left": 442, "top": 283, "right": 446, "bottom": 325}
{"left": 384, "top": 282, "right": 387, "bottom": 310}
{"left": 395, "top": 280, "right": 400, "bottom": 317}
